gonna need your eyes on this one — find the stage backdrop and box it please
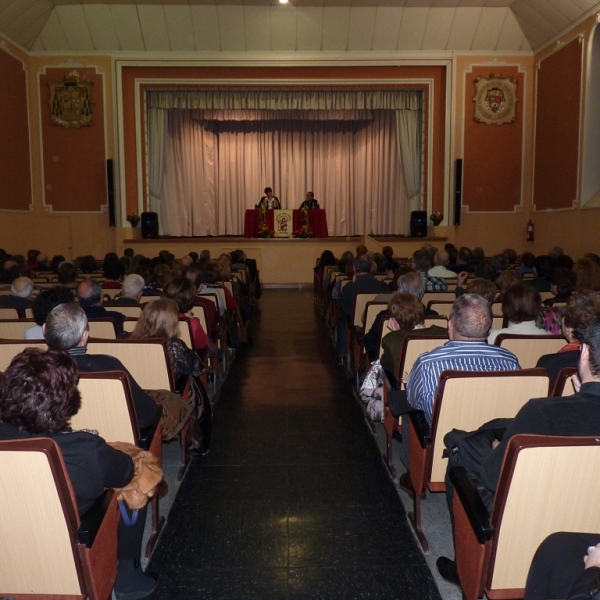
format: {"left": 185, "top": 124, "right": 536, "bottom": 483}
{"left": 147, "top": 89, "right": 422, "bottom": 237}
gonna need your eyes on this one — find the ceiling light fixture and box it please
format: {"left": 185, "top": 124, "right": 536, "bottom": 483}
{"left": 279, "top": 0, "right": 289, "bottom": 4}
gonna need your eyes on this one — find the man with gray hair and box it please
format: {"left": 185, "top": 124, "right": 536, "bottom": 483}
{"left": 428, "top": 251, "right": 456, "bottom": 279}
{"left": 44, "top": 302, "right": 158, "bottom": 428}
{"left": 412, "top": 249, "right": 448, "bottom": 291}
{"left": 77, "top": 278, "right": 125, "bottom": 333}
{"left": 336, "top": 254, "right": 389, "bottom": 360}
{"left": 0, "top": 276, "right": 35, "bottom": 314}
{"left": 406, "top": 294, "right": 520, "bottom": 425}
{"left": 106, "top": 273, "right": 144, "bottom": 305}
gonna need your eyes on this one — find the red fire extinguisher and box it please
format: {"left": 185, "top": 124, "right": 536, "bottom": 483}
{"left": 526, "top": 219, "right": 534, "bottom": 242}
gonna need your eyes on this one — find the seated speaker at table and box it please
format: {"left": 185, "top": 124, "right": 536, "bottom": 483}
{"left": 300, "top": 191, "right": 320, "bottom": 210}
{"left": 257, "top": 187, "right": 281, "bottom": 209}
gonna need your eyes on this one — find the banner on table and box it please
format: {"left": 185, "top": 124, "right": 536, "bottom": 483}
{"left": 274, "top": 210, "right": 293, "bottom": 238}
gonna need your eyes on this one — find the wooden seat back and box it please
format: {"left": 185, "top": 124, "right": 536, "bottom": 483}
{"left": 0, "top": 307, "right": 20, "bottom": 319}
{"left": 495, "top": 334, "right": 565, "bottom": 368}
{"left": 0, "top": 340, "right": 46, "bottom": 371}
{"left": 0, "top": 438, "right": 118, "bottom": 598}
{"left": 552, "top": 366, "right": 577, "bottom": 396}
{"left": 87, "top": 318, "right": 118, "bottom": 339}
{"left": 104, "top": 305, "right": 143, "bottom": 318}
{"left": 422, "top": 291, "right": 455, "bottom": 306}
{"left": 74, "top": 371, "right": 138, "bottom": 443}
{"left": 352, "top": 293, "right": 380, "bottom": 327}
{"left": 427, "top": 301, "right": 453, "bottom": 317}
{"left": 398, "top": 334, "right": 449, "bottom": 387}
{"left": 101, "top": 288, "right": 121, "bottom": 299}
{"left": 363, "top": 301, "right": 388, "bottom": 333}
{"left": 123, "top": 317, "right": 137, "bottom": 333}
{"left": 178, "top": 319, "right": 193, "bottom": 349}
{"left": 87, "top": 338, "right": 174, "bottom": 391}
{"left": 423, "top": 316, "right": 448, "bottom": 328}
{"left": 428, "top": 369, "right": 550, "bottom": 484}
{"left": 0, "top": 318, "right": 36, "bottom": 339}
{"left": 488, "top": 435, "right": 600, "bottom": 596}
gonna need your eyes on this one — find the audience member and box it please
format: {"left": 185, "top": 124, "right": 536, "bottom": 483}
{"left": 76, "top": 279, "right": 125, "bottom": 333}
{"left": 0, "top": 276, "right": 35, "bottom": 313}
{"left": 406, "top": 294, "right": 520, "bottom": 425}
{"left": 25, "top": 285, "right": 74, "bottom": 340}
{"left": 544, "top": 267, "right": 577, "bottom": 306}
{"left": 0, "top": 347, "right": 158, "bottom": 599}
{"left": 428, "top": 251, "right": 456, "bottom": 279}
{"left": 517, "top": 252, "right": 536, "bottom": 277}
{"left": 529, "top": 255, "right": 555, "bottom": 291}
{"left": 448, "top": 247, "right": 473, "bottom": 274}
{"left": 574, "top": 256, "right": 600, "bottom": 291}
{"left": 44, "top": 302, "right": 158, "bottom": 429}
{"left": 102, "top": 252, "right": 125, "bottom": 288}
{"left": 488, "top": 283, "right": 549, "bottom": 344}
{"left": 412, "top": 249, "right": 448, "bottom": 291}
{"left": 437, "top": 318, "right": 600, "bottom": 589}
{"left": 106, "top": 273, "right": 144, "bottom": 305}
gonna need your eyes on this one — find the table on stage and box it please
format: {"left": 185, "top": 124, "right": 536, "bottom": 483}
{"left": 243, "top": 209, "right": 329, "bottom": 238}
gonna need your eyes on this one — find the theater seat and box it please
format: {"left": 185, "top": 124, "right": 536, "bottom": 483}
{"left": 451, "top": 434, "right": 600, "bottom": 600}
{"left": 0, "top": 437, "right": 119, "bottom": 599}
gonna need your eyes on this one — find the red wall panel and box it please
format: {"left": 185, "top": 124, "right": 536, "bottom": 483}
{"left": 533, "top": 39, "right": 582, "bottom": 211}
{"left": 463, "top": 66, "right": 524, "bottom": 212}
{"left": 0, "top": 50, "right": 31, "bottom": 211}
{"left": 39, "top": 67, "right": 106, "bottom": 212}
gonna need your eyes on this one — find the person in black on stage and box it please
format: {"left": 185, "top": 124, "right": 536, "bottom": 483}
{"left": 257, "top": 187, "right": 281, "bottom": 210}
{"left": 300, "top": 191, "right": 320, "bottom": 210}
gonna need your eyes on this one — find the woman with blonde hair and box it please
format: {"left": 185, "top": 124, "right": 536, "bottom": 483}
{"left": 129, "top": 298, "right": 202, "bottom": 388}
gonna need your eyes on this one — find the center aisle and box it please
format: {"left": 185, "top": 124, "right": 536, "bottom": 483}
{"left": 148, "top": 289, "right": 442, "bottom": 599}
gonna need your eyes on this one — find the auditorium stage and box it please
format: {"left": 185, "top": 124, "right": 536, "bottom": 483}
{"left": 119, "top": 234, "right": 448, "bottom": 285}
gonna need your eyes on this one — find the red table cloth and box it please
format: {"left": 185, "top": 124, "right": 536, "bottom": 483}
{"left": 243, "top": 209, "right": 328, "bottom": 238}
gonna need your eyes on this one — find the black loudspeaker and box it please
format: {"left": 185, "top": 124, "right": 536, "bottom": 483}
{"left": 454, "top": 158, "right": 463, "bottom": 226}
{"left": 107, "top": 159, "right": 115, "bottom": 227}
{"left": 141, "top": 212, "right": 159, "bottom": 239}
{"left": 410, "top": 210, "right": 428, "bottom": 237}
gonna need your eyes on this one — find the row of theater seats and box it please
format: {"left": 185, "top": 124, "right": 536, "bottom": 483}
{"left": 0, "top": 268, "right": 253, "bottom": 599}
{"left": 315, "top": 263, "right": 596, "bottom": 600}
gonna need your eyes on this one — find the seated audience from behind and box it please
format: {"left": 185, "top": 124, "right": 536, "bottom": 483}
{"left": 488, "top": 283, "right": 549, "bottom": 344}
{"left": 44, "top": 302, "right": 159, "bottom": 430}
{"left": 356, "top": 244, "right": 368, "bottom": 257}
{"left": 536, "top": 290, "right": 600, "bottom": 388}
{"left": 372, "top": 253, "right": 387, "bottom": 274}
{"left": 428, "top": 251, "right": 456, "bottom": 279}
{"left": 382, "top": 246, "right": 394, "bottom": 262}
{"left": 544, "top": 267, "right": 577, "bottom": 306}
{"left": 162, "top": 277, "right": 210, "bottom": 353}
{"left": 490, "top": 253, "right": 509, "bottom": 275}
{"left": 34, "top": 252, "right": 53, "bottom": 272}
{"left": 502, "top": 248, "right": 518, "bottom": 266}
{"left": 128, "top": 298, "right": 203, "bottom": 390}
{"left": 80, "top": 254, "right": 97, "bottom": 274}
{"left": 26, "top": 248, "right": 40, "bottom": 269}
{"left": 412, "top": 249, "right": 448, "bottom": 291}
{"left": 529, "top": 255, "right": 555, "bottom": 291}
{"left": 314, "top": 250, "right": 337, "bottom": 280}
{"left": 25, "top": 286, "right": 74, "bottom": 340}
{"left": 555, "top": 253, "right": 574, "bottom": 270}
{"left": 495, "top": 269, "right": 521, "bottom": 303}
{"left": 0, "top": 347, "right": 158, "bottom": 599}
{"left": 57, "top": 261, "right": 78, "bottom": 286}
{"left": 574, "top": 256, "right": 600, "bottom": 292}
{"left": 154, "top": 263, "right": 172, "bottom": 289}
{"left": 0, "top": 276, "right": 36, "bottom": 313}
{"left": 464, "top": 277, "right": 497, "bottom": 305}
{"left": 448, "top": 246, "right": 473, "bottom": 274}
{"left": 549, "top": 246, "right": 564, "bottom": 259}
{"left": 380, "top": 292, "right": 447, "bottom": 378}
{"left": 471, "top": 246, "right": 485, "bottom": 267}
{"left": 517, "top": 252, "right": 536, "bottom": 277}
{"left": 102, "top": 252, "right": 124, "bottom": 288}
{"left": 76, "top": 278, "right": 125, "bottom": 334}
{"left": 106, "top": 273, "right": 145, "bottom": 305}
{"left": 50, "top": 254, "right": 66, "bottom": 273}
{"left": 365, "top": 271, "right": 438, "bottom": 362}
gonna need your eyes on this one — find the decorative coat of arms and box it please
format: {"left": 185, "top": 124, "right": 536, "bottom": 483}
{"left": 472, "top": 74, "right": 518, "bottom": 125}
{"left": 49, "top": 71, "right": 93, "bottom": 128}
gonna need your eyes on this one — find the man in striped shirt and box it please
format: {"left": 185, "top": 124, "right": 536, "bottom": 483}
{"left": 406, "top": 294, "right": 521, "bottom": 425}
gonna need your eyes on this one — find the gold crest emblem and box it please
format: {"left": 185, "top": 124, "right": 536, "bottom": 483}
{"left": 49, "top": 71, "right": 93, "bottom": 128}
{"left": 473, "top": 74, "right": 517, "bottom": 125}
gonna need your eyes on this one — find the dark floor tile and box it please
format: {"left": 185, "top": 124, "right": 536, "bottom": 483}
{"left": 177, "top": 465, "right": 290, "bottom": 506}
{"left": 149, "top": 567, "right": 288, "bottom": 600}
{"left": 288, "top": 565, "right": 442, "bottom": 600}
{"left": 202, "top": 432, "right": 289, "bottom": 466}
{"left": 287, "top": 432, "right": 381, "bottom": 465}
{"left": 151, "top": 504, "right": 289, "bottom": 569}
{"left": 288, "top": 462, "right": 400, "bottom": 508}
{"left": 287, "top": 505, "right": 424, "bottom": 567}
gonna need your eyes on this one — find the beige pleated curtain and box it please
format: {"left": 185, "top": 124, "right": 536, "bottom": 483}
{"left": 146, "top": 89, "right": 422, "bottom": 237}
